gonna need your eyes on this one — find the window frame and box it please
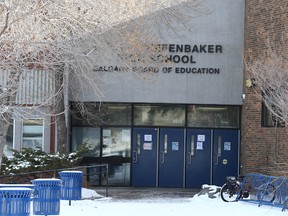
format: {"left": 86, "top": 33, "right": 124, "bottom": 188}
{"left": 261, "top": 102, "right": 285, "bottom": 127}
{"left": 21, "top": 118, "right": 44, "bottom": 150}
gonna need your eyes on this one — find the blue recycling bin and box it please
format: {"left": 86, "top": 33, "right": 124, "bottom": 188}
{"left": 32, "top": 179, "right": 61, "bottom": 215}
{"left": 59, "top": 171, "right": 83, "bottom": 201}
{"left": 0, "top": 187, "right": 33, "bottom": 216}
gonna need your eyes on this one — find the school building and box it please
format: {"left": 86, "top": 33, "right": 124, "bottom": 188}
{"left": 4, "top": 0, "right": 288, "bottom": 187}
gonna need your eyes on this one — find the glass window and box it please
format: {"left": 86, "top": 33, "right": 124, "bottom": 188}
{"left": 22, "top": 119, "right": 43, "bottom": 150}
{"left": 103, "top": 104, "right": 132, "bottom": 125}
{"left": 4, "top": 120, "right": 14, "bottom": 158}
{"left": 103, "top": 163, "right": 130, "bottom": 186}
{"left": 87, "top": 163, "right": 130, "bottom": 186}
{"left": 134, "top": 104, "right": 185, "bottom": 126}
{"left": 187, "top": 105, "right": 240, "bottom": 128}
{"left": 71, "top": 103, "right": 131, "bottom": 126}
{"left": 102, "top": 127, "right": 131, "bottom": 157}
{"left": 71, "top": 127, "right": 100, "bottom": 156}
{"left": 262, "top": 102, "right": 284, "bottom": 127}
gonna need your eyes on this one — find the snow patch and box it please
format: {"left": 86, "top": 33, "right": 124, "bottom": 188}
{"left": 196, "top": 184, "right": 221, "bottom": 199}
{"left": 82, "top": 188, "right": 103, "bottom": 199}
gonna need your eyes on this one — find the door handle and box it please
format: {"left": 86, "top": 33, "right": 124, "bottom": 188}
{"left": 164, "top": 134, "right": 168, "bottom": 153}
{"left": 214, "top": 152, "right": 219, "bottom": 165}
{"left": 187, "top": 135, "right": 195, "bottom": 165}
{"left": 214, "top": 135, "right": 222, "bottom": 165}
{"left": 161, "top": 151, "right": 165, "bottom": 163}
{"left": 187, "top": 152, "right": 192, "bottom": 164}
{"left": 136, "top": 134, "right": 141, "bottom": 155}
{"left": 161, "top": 134, "right": 168, "bottom": 163}
{"left": 217, "top": 136, "right": 222, "bottom": 157}
{"left": 132, "top": 151, "right": 138, "bottom": 163}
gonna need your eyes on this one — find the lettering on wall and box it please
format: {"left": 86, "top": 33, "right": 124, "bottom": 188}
{"left": 93, "top": 43, "right": 223, "bottom": 75}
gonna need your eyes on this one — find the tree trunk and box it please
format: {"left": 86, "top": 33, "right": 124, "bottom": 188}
{"left": 56, "top": 110, "right": 68, "bottom": 153}
{"left": 55, "top": 69, "right": 68, "bottom": 153}
{"left": 0, "top": 116, "right": 12, "bottom": 171}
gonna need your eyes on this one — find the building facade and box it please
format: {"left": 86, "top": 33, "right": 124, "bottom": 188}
{"left": 2, "top": 70, "right": 55, "bottom": 158}
{"left": 4, "top": 0, "right": 288, "bottom": 187}
{"left": 69, "top": 0, "right": 245, "bottom": 187}
{"left": 241, "top": 0, "right": 288, "bottom": 176}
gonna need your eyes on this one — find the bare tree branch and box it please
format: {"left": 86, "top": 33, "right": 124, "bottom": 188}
{"left": 0, "top": 0, "right": 209, "bottom": 163}
{"left": 245, "top": 31, "right": 288, "bottom": 173}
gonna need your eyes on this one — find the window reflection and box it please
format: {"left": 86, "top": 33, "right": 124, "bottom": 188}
{"left": 104, "top": 104, "right": 131, "bottom": 125}
{"left": 88, "top": 163, "right": 130, "bottom": 186}
{"left": 187, "top": 105, "right": 240, "bottom": 128}
{"left": 102, "top": 128, "right": 131, "bottom": 157}
{"left": 22, "top": 119, "right": 43, "bottom": 150}
{"left": 134, "top": 104, "right": 185, "bottom": 126}
{"left": 262, "top": 102, "right": 284, "bottom": 127}
{"left": 71, "top": 127, "right": 100, "bottom": 157}
{"left": 71, "top": 103, "right": 131, "bottom": 126}
{"left": 104, "top": 163, "right": 130, "bottom": 186}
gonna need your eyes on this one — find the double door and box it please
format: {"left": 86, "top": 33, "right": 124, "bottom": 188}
{"left": 186, "top": 129, "right": 239, "bottom": 187}
{"left": 131, "top": 128, "right": 184, "bottom": 187}
{"left": 131, "top": 127, "right": 239, "bottom": 188}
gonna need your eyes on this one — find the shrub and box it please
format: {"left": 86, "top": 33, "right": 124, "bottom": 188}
{"left": 0, "top": 146, "right": 88, "bottom": 176}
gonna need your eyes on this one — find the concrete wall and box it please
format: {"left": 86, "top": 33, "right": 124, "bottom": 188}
{"left": 70, "top": 0, "right": 245, "bottom": 105}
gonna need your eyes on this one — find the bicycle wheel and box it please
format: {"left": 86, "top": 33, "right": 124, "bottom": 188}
{"left": 220, "top": 183, "right": 242, "bottom": 202}
{"left": 257, "top": 183, "right": 276, "bottom": 203}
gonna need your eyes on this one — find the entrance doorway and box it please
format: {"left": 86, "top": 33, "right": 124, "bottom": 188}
{"left": 131, "top": 128, "right": 185, "bottom": 187}
{"left": 131, "top": 128, "right": 239, "bottom": 188}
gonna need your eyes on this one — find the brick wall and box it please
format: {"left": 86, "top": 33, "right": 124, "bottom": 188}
{"left": 242, "top": 0, "right": 288, "bottom": 176}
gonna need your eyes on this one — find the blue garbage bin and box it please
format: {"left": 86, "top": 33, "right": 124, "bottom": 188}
{"left": 59, "top": 171, "right": 83, "bottom": 201}
{"left": 0, "top": 187, "right": 33, "bottom": 216}
{"left": 0, "top": 184, "right": 34, "bottom": 189}
{"left": 32, "top": 179, "right": 61, "bottom": 215}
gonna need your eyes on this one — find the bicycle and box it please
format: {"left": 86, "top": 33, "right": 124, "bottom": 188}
{"left": 220, "top": 175, "right": 276, "bottom": 203}
{"left": 220, "top": 176, "right": 248, "bottom": 202}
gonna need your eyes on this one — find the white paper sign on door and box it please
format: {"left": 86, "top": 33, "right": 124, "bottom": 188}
{"left": 144, "top": 134, "right": 152, "bottom": 142}
{"left": 224, "top": 142, "right": 231, "bottom": 151}
{"left": 172, "top": 142, "right": 179, "bottom": 151}
{"left": 197, "top": 135, "right": 205, "bottom": 142}
{"left": 143, "top": 143, "right": 153, "bottom": 150}
{"left": 196, "top": 142, "right": 203, "bottom": 150}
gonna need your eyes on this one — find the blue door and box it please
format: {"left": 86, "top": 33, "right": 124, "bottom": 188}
{"left": 159, "top": 128, "right": 185, "bottom": 188}
{"left": 186, "top": 129, "right": 212, "bottom": 188}
{"left": 131, "top": 128, "right": 158, "bottom": 187}
{"left": 212, "top": 129, "right": 239, "bottom": 186}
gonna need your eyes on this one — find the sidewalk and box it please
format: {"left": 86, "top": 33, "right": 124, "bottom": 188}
{"left": 94, "top": 187, "right": 200, "bottom": 200}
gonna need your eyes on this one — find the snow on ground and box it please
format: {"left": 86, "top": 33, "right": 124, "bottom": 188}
{"left": 30, "top": 186, "right": 288, "bottom": 216}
